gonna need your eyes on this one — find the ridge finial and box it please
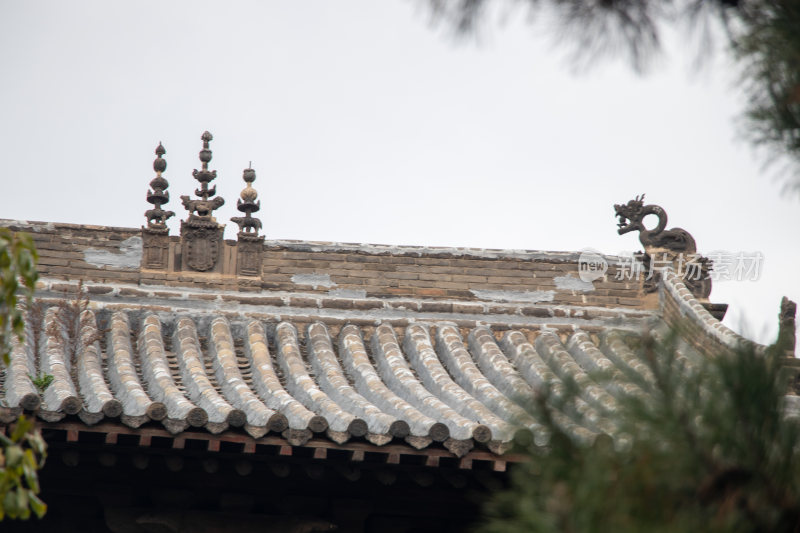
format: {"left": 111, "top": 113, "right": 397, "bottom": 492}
{"left": 231, "top": 165, "right": 263, "bottom": 238}
{"left": 181, "top": 131, "right": 224, "bottom": 220}
{"left": 144, "top": 142, "right": 175, "bottom": 231}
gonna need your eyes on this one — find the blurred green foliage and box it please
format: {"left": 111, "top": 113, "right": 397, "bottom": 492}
{"left": 0, "top": 417, "right": 47, "bottom": 521}
{"left": 0, "top": 229, "right": 46, "bottom": 521}
{"left": 0, "top": 228, "right": 38, "bottom": 367}
{"left": 478, "top": 327, "right": 800, "bottom": 532}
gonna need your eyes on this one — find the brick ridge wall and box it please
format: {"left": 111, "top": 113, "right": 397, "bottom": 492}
{"left": 3, "top": 219, "right": 648, "bottom": 310}
{"left": 3, "top": 218, "right": 634, "bottom": 263}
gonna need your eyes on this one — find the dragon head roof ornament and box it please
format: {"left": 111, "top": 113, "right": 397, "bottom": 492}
{"left": 231, "top": 165, "right": 263, "bottom": 239}
{"left": 144, "top": 142, "right": 175, "bottom": 232}
{"left": 614, "top": 194, "right": 697, "bottom": 254}
{"left": 181, "top": 131, "right": 225, "bottom": 224}
{"left": 614, "top": 194, "right": 711, "bottom": 299}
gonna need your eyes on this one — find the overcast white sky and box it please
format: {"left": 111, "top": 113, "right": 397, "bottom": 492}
{"left": 1, "top": 1, "right": 798, "bottom": 344}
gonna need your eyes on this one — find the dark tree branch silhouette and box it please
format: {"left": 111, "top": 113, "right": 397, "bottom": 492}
{"left": 424, "top": 0, "right": 800, "bottom": 196}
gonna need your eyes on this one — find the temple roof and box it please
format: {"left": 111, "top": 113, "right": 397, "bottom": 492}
{"left": 0, "top": 229, "right": 773, "bottom": 464}
{"left": 0, "top": 158, "right": 792, "bottom": 468}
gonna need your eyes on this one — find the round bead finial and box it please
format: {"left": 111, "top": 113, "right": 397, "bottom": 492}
{"left": 231, "top": 165, "right": 262, "bottom": 237}
{"left": 145, "top": 141, "right": 174, "bottom": 230}
{"left": 241, "top": 184, "right": 258, "bottom": 202}
{"left": 186, "top": 130, "right": 223, "bottom": 213}
{"left": 197, "top": 131, "right": 213, "bottom": 167}
{"left": 153, "top": 143, "right": 167, "bottom": 173}
{"left": 150, "top": 175, "right": 168, "bottom": 190}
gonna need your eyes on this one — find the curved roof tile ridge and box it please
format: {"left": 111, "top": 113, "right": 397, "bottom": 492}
{"left": 565, "top": 331, "right": 616, "bottom": 374}
{"left": 106, "top": 311, "right": 166, "bottom": 426}
{"left": 435, "top": 325, "right": 541, "bottom": 441}
{"left": 306, "top": 322, "right": 402, "bottom": 445}
{"left": 76, "top": 309, "right": 121, "bottom": 423}
{"left": 468, "top": 327, "right": 534, "bottom": 402}
{"left": 533, "top": 331, "right": 617, "bottom": 437}
{"left": 498, "top": 330, "right": 597, "bottom": 445}
{"left": 403, "top": 324, "right": 515, "bottom": 442}
{"left": 173, "top": 316, "right": 239, "bottom": 433}
{"left": 5, "top": 312, "right": 40, "bottom": 411}
{"left": 338, "top": 325, "right": 446, "bottom": 444}
{"left": 370, "top": 323, "right": 480, "bottom": 453}
{"left": 566, "top": 330, "right": 643, "bottom": 400}
{"left": 599, "top": 329, "right": 656, "bottom": 386}
{"left": 274, "top": 322, "right": 366, "bottom": 443}
{"left": 662, "top": 270, "right": 766, "bottom": 354}
{"left": 137, "top": 313, "right": 207, "bottom": 433}
{"left": 40, "top": 306, "right": 80, "bottom": 419}
{"left": 241, "top": 320, "right": 324, "bottom": 445}
{"left": 207, "top": 317, "right": 287, "bottom": 437}
{"left": 536, "top": 331, "right": 618, "bottom": 414}
{"left": 499, "top": 331, "right": 558, "bottom": 394}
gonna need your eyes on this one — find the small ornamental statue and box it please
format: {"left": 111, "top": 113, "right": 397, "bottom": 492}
{"left": 232, "top": 166, "right": 264, "bottom": 276}
{"left": 144, "top": 143, "right": 175, "bottom": 232}
{"left": 231, "top": 166, "right": 263, "bottom": 239}
{"left": 180, "top": 131, "right": 226, "bottom": 272}
{"left": 141, "top": 143, "right": 174, "bottom": 269}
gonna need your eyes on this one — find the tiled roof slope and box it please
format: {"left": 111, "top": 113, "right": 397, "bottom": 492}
{"left": 1, "top": 219, "right": 780, "bottom": 461}
{"left": 1, "top": 274, "right": 762, "bottom": 458}
{"left": 2, "top": 308, "right": 635, "bottom": 456}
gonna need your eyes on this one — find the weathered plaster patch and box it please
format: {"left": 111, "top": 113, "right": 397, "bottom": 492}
{"left": 83, "top": 236, "right": 142, "bottom": 269}
{"left": 328, "top": 288, "right": 367, "bottom": 298}
{"left": 470, "top": 289, "right": 555, "bottom": 303}
{"left": 554, "top": 274, "right": 595, "bottom": 292}
{"left": 291, "top": 273, "right": 336, "bottom": 289}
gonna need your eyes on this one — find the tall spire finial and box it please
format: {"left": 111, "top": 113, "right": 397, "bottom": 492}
{"left": 231, "top": 166, "right": 263, "bottom": 238}
{"left": 144, "top": 142, "right": 175, "bottom": 231}
{"left": 181, "top": 131, "right": 224, "bottom": 220}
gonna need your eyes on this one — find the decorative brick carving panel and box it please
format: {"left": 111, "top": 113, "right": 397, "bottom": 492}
{"left": 141, "top": 231, "right": 170, "bottom": 270}
{"left": 181, "top": 224, "right": 223, "bottom": 272}
{"left": 237, "top": 238, "right": 263, "bottom": 277}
